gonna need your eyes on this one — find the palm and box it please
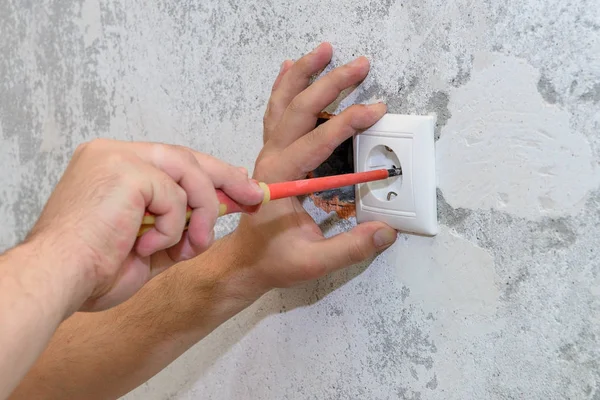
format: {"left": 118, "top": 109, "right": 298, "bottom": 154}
{"left": 231, "top": 43, "right": 396, "bottom": 291}
{"left": 235, "top": 197, "right": 323, "bottom": 288}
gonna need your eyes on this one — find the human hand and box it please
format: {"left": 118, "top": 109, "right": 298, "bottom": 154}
{"left": 28, "top": 139, "right": 264, "bottom": 311}
{"left": 228, "top": 43, "right": 398, "bottom": 297}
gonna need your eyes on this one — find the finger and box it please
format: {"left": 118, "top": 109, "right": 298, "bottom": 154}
{"left": 140, "top": 143, "right": 263, "bottom": 206}
{"left": 189, "top": 151, "right": 265, "bottom": 206}
{"left": 271, "top": 60, "right": 295, "bottom": 93}
{"left": 165, "top": 230, "right": 197, "bottom": 263}
{"left": 164, "top": 228, "right": 214, "bottom": 264}
{"left": 267, "top": 43, "right": 333, "bottom": 147}
{"left": 277, "top": 102, "right": 387, "bottom": 180}
{"left": 277, "top": 57, "right": 370, "bottom": 147}
{"left": 134, "top": 144, "right": 220, "bottom": 253}
{"left": 81, "top": 255, "right": 150, "bottom": 311}
{"left": 138, "top": 233, "right": 201, "bottom": 281}
{"left": 301, "top": 222, "right": 397, "bottom": 279}
{"left": 264, "top": 59, "right": 294, "bottom": 142}
{"left": 135, "top": 166, "right": 188, "bottom": 257}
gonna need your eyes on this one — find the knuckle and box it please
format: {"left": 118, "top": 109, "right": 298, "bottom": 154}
{"left": 74, "top": 142, "right": 89, "bottom": 156}
{"left": 263, "top": 101, "right": 272, "bottom": 120}
{"left": 74, "top": 138, "right": 107, "bottom": 156}
{"left": 169, "top": 143, "right": 196, "bottom": 164}
{"left": 177, "top": 149, "right": 199, "bottom": 171}
{"left": 100, "top": 150, "right": 130, "bottom": 170}
{"left": 114, "top": 150, "right": 135, "bottom": 165}
{"left": 156, "top": 175, "right": 170, "bottom": 198}
{"left": 323, "top": 72, "right": 344, "bottom": 92}
{"left": 175, "top": 185, "right": 187, "bottom": 207}
{"left": 346, "top": 104, "right": 374, "bottom": 128}
{"left": 150, "top": 143, "right": 169, "bottom": 164}
{"left": 303, "top": 129, "right": 320, "bottom": 148}
{"left": 311, "top": 125, "right": 337, "bottom": 155}
{"left": 190, "top": 228, "right": 210, "bottom": 250}
{"left": 287, "top": 98, "right": 305, "bottom": 115}
{"left": 180, "top": 148, "right": 197, "bottom": 164}
{"left": 166, "top": 232, "right": 182, "bottom": 248}
{"left": 266, "top": 98, "right": 279, "bottom": 117}
{"left": 323, "top": 137, "right": 339, "bottom": 155}
{"left": 268, "top": 96, "right": 278, "bottom": 109}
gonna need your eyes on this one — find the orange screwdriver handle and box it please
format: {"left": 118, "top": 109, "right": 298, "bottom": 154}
{"left": 136, "top": 169, "right": 395, "bottom": 238}
{"left": 267, "top": 168, "right": 391, "bottom": 200}
{"left": 137, "top": 185, "right": 269, "bottom": 237}
{"left": 215, "top": 190, "right": 263, "bottom": 216}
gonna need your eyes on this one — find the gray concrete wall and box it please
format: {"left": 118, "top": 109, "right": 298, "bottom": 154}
{"left": 1, "top": 0, "right": 599, "bottom": 399}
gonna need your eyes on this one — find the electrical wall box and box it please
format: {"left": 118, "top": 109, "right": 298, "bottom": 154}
{"left": 353, "top": 114, "right": 438, "bottom": 236}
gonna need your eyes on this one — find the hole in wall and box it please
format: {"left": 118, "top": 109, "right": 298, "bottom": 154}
{"left": 307, "top": 112, "right": 356, "bottom": 218}
{"left": 366, "top": 145, "right": 402, "bottom": 201}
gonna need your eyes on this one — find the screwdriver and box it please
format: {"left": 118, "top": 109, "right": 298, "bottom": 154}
{"left": 137, "top": 167, "right": 402, "bottom": 237}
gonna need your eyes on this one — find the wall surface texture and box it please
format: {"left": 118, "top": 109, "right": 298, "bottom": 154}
{"left": 1, "top": 0, "right": 600, "bottom": 399}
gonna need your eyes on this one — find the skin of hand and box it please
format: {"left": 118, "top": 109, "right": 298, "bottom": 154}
{"left": 0, "top": 140, "right": 263, "bottom": 399}
{"left": 9, "top": 42, "right": 398, "bottom": 400}
{"left": 29, "top": 139, "right": 265, "bottom": 311}
{"left": 230, "top": 42, "right": 398, "bottom": 298}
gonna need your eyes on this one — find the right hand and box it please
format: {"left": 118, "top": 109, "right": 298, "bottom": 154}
{"left": 227, "top": 42, "right": 398, "bottom": 297}
{"left": 28, "top": 140, "right": 265, "bottom": 311}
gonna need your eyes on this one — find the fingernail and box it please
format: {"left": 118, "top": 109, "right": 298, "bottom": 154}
{"left": 368, "top": 102, "right": 387, "bottom": 113}
{"left": 348, "top": 58, "right": 361, "bottom": 67}
{"left": 373, "top": 228, "right": 397, "bottom": 248}
{"left": 251, "top": 180, "right": 265, "bottom": 195}
{"left": 279, "top": 61, "right": 287, "bottom": 73}
{"left": 310, "top": 43, "right": 323, "bottom": 54}
{"left": 238, "top": 166, "right": 248, "bottom": 175}
{"left": 348, "top": 57, "right": 367, "bottom": 68}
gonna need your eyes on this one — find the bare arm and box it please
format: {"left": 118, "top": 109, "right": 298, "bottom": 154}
{"left": 9, "top": 237, "right": 257, "bottom": 400}
{"left": 0, "top": 135, "right": 262, "bottom": 400}
{"left": 0, "top": 241, "right": 93, "bottom": 398}
{"left": 10, "top": 43, "right": 398, "bottom": 400}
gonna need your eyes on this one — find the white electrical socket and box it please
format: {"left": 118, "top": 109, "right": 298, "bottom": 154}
{"left": 353, "top": 114, "right": 438, "bottom": 236}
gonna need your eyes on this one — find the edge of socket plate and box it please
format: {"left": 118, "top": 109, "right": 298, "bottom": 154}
{"left": 353, "top": 113, "right": 438, "bottom": 236}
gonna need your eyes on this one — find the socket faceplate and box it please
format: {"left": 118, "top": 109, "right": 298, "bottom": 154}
{"left": 353, "top": 114, "right": 438, "bottom": 236}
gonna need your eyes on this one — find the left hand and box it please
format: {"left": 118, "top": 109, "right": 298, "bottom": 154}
{"left": 226, "top": 42, "right": 398, "bottom": 297}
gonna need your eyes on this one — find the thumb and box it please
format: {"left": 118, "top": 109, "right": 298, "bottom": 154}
{"left": 308, "top": 222, "right": 397, "bottom": 276}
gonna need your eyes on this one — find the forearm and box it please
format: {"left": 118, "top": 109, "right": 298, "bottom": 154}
{"left": 0, "top": 240, "right": 93, "bottom": 399}
{"left": 10, "top": 234, "right": 267, "bottom": 400}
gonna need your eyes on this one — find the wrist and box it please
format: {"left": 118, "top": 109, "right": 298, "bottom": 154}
{"left": 187, "top": 234, "right": 271, "bottom": 322}
{"left": 14, "top": 234, "right": 96, "bottom": 319}
{"left": 216, "top": 233, "right": 273, "bottom": 300}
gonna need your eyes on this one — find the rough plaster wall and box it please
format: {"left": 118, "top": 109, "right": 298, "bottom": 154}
{"left": 1, "top": 0, "right": 599, "bottom": 399}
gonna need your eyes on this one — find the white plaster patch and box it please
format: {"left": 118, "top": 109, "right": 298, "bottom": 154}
{"left": 389, "top": 227, "right": 501, "bottom": 395}
{"left": 437, "top": 52, "right": 599, "bottom": 219}
{"left": 390, "top": 226, "right": 499, "bottom": 323}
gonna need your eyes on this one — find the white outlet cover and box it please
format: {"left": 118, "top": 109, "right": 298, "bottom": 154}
{"left": 353, "top": 114, "right": 438, "bottom": 236}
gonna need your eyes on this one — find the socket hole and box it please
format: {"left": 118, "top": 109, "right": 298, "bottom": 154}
{"left": 366, "top": 145, "right": 402, "bottom": 201}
